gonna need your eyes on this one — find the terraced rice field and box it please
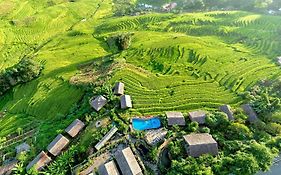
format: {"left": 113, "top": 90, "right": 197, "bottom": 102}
{"left": 0, "top": 0, "right": 280, "bottom": 156}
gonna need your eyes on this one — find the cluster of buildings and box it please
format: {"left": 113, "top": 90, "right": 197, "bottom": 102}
{"left": 26, "top": 119, "right": 85, "bottom": 171}
{"left": 89, "top": 82, "right": 132, "bottom": 111}
{"left": 98, "top": 147, "right": 143, "bottom": 175}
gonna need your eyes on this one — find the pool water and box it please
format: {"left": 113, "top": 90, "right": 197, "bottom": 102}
{"left": 132, "top": 117, "right": 161, "bottom": 131}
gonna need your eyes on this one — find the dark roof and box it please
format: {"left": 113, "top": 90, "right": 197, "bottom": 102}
{"left": 115, "top": 147, "right": 143, "bottom": 175}
{"left": 15, "top": 142, "right": 31, "bottom": 154}
{"left": 114, "top": 82, "right": 125, "bottom": 95}
{"left": 90, "top": 95, "right": 107, "bottom": 111}
{"left": 120, "top": 95, "right": 132, "bottom": 109}
{"left": 47, "top": 134, "right": 69, "bottom": 156}
{"left": 166, "top": 112, "right": 186, "bottom": 126}
{"left": 26, "top": 151, "right": 52, "bottom": 171}
{"left": 219, "top": 105, "right": 234, "bottom": 121}
{"left": 65, "top": 119, "right": 85, "bottom": 138}
{"left": 183, "top": 133, "right": 218, "bottom": 157}
{"left": 98, "top": 161, "right": 120, "bottom": 175}
{"left": 95, "top": 126, "right": 118, "bottom": 150}
{"left": 241, "top": 104, "right": 258, "bottom": 123}
{"left": 188, "top": 110, "right": 207, "bottom": 124}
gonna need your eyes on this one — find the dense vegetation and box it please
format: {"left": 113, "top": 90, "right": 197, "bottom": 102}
{"left": 0, "top": 0, "right": 280, "bottom": 174}
{"left": 0, "top": 59, "right": 42, "bottom": 96}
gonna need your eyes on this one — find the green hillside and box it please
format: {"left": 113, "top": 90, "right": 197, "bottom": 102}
{"left": 0, "top": 0, "right": 280, "bottom": 174}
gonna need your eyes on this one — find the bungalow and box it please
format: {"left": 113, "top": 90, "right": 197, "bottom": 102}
{"left": 90, "top": 95, "right": 107, "bottom": 111}
{"left": 120, "top": 95, "right": 132, "bottom": 109}
{"left": 95, "top": 126, "right": 118, "bottom": 150}
{"left": 47, "top": 134, "right": 69, "bottom": 156}
{"left": 26, "top": 151, "right": 52, "bottom": 171}
{"left": 145, "top": 128, "right": 167, "bottom": 146}
{"left": 65, "top": 119, "right": 85, "bottom": 138}
{"left": 242, "top": 104, "right": 258, "bottom": 123}
{"left": 188, "top": 110, "right": 207, "bottom": 124}
{"left": 115, "top": 147, "right": 143, "bottom": 175}
{"left": 113, "top": 82, "right": 125, "bottom": 96}
{"left": 0, "top": 160, "right": 18, "bottom": 175}
{"left": 15, "top": 142, "right": 30, "bottom": 155}
{"left": 219, "top": 105, "right": 234, "bottom": 121}
{"left": 98, "top": 160, "right": 120, "bottom": 175}
{"left": 183, "top": 133, "right": 218, "bottom": 157}
{"left": 166, "top": 112, "right": 186, "bottom": 126}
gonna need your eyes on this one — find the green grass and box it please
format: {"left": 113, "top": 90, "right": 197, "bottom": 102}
{"left": 0, "top": 0, "right": 280, "bottom": 159}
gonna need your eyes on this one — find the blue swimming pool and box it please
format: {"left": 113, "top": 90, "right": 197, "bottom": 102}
{"left": 132, "top": 117, "right": 161, "bottom": 131}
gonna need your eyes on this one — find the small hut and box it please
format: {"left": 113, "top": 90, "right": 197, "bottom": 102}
{"left": 98, "top": 160, "right": 120, "bottom": 175}
{"left": 120, "top": 95, "right": 132, "bottom": 109}
{"left": 183, "top": 133, "right": 218, "bottom": 157}
{"left": 166, "top": 112, "right": 186, "bottom": 126}
{"left": 47, "top": 134, "right": 69, "bottom": 156}
{"left": 95, "top": 126, "right": 118, "bottom": 150}
{"left": 26, "top": 151, "right": 52, "bottom": 171}
{"left": 113, "top": 82, "right": 125, "bottom": 96}
{"left": 15, "top": 142, "right": 31, "bottom": 155}
{"left": 115, "top": 147, "right": 143, "bottom": 175}
{"left": 90, "top": 95, "right": 107, "bottom": 111}
{"left": 188, "top": 110, "right": 207, "bottom": 124}
{"left": 242, "top": 104, "right": 258, "bottom": 123}
{"left": 219, "top": 105, "right": 234, "bottom": 121}
{"left": 277, "top": 56, "right": 281, "bottom": 65}
{"left": 65, "top": 119, "right": 85, "bottom": 138}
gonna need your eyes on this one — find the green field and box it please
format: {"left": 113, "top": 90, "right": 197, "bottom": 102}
{"left": 0, "top": 0, "right": 280, "bottom": 168}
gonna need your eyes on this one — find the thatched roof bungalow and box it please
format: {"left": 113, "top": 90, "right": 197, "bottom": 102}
{"left": 90, "top": 95, "right": 107, "bottom": 111}
{"left": 145, "top": 128, "right": 167, "bottom": 146}
{"left": 166, "top": 112, "right": 186, "bottom": 126}
{"left": 242, "top": 104, "right": 258, "bottom": 123}
{"left": 219, "top": 105, "right": 234, "bottom": 121}
{"left": 188, "top": 110, "right": 207, "bottom": 124}
{"left": 95, "top": 126, "right": 118, "bottom": 150}
{"left": 115, "top": 147, "right": 143, "bottom": 175}
{"left": 98, "top": 160, "right": 120, "bottom": 175}
{"left": 26, "top": 151, "right": 52, "bottom": 171}
{"left": 183, "top": 133, "right": 218, "bottom": 157}
{"left": 114, "top": 82, "right": 125, "bottom": 96}
{"left": 47, "top": 134, "right": 69, "bottom": 156}
{"left": 65, "top": 119, "right": 85, "bottom": 138}
{"left": 120, "top": 95, "right": 132, "bottom": 109}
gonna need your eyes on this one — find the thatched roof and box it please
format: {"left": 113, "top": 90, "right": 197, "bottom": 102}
{"left": 114, "top": 82, "right": 125, "bottom": 96}
{"left": 120, "top": 95, "right": 132, "bottom": 109}
{"left": 188, "top": 110, "right": 207, "bottom": 124}
{"left": 47, "top": 134, "right": 69, "bottom": 156}
{"left": 219, "top": 105, "right": 234, "bottom": 121}
{"left": 184, "top": 133, "right": 218, "bottom": 157}
{"left": 98, "top": 160, "right": 120, "bottom": 175}
{"left": 242, "top": 104, "right": 258, "bottom": 123}
{"left": 115, "top": 147, "right": 142, "bottom": 175}
{"left": 166, "top": 111, "right": 186, "bottom": 126}
{"left": 65, "top": 119, "right": 85, "bottom": 138}
{"left": 95, "top": 126, "right": 118, "bottom": 150}
{"left": 26, "top": 151, "right": 52, "bottom": 171}
{"left": 90, "top": 95, "right": 107, "bottom": 111}
{"left": 15, "top": 142, "right": 30, "bottom": 154}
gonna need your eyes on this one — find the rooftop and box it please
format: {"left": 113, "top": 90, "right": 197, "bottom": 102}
{"left": 90, "top": 95, "right": 107, "bottom": 111}
{"left": 166, "top": 111, "right": 185, "bottom": 126}
{"left": 15, "top": 142, "right": 31, "bottom": 154}
{"left": 65, "top": 119, "right": 85, "bottom": 138}
{"left": 242, "top": 104, "right": 258, "bottom": 123}
{"left": 219, "top": 105, "right": 234, "bottom": 121}
{"left": 114, "top": 82, "right": 125, "bottom": 96}
{"left": 188, "top": 110, "right": 207, "bottom": 124}
{"left": 184, "top": 133, "right": 217, "bottom": 146}
{"left": 47, "top": 134, "right": 69, "bottom": 156}
{"left": 115, "top": 147, "right": 142, "bottom": 175}
{"left": 120, "top": 95, "right": 132, "bottom": 109}
{"left": 95, "top": 126, "right": 118, "bottom": 150}
{"left": 98, "top": 160, "right": 120, "bottom": 175}
{"left": 26, "top": 151, "right": 52, "bottom": 171}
